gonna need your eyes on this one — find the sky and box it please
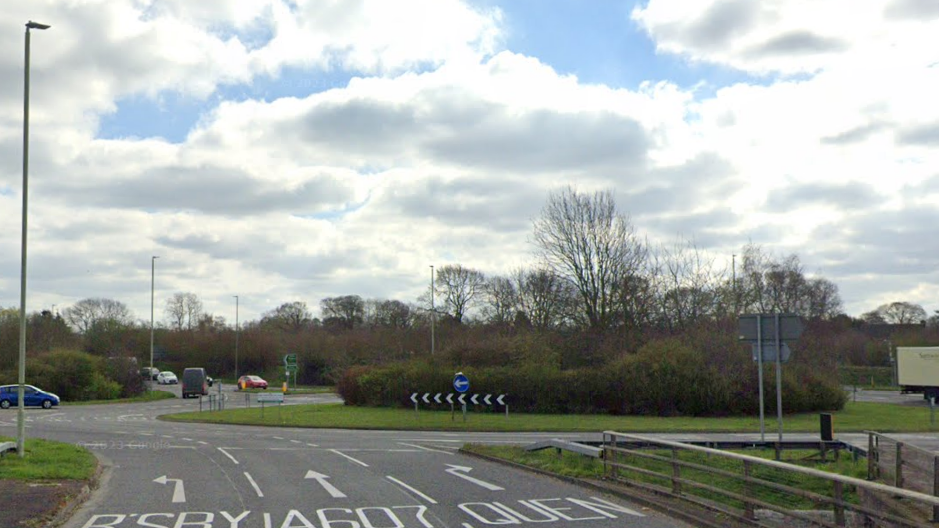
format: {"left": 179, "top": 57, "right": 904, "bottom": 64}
{"left": 1, "top": 0, "right": 938, "bottom": 324}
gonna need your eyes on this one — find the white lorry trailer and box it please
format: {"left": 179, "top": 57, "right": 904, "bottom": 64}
{"left": 897, "top": 346, "right": 939, "bottom": 400}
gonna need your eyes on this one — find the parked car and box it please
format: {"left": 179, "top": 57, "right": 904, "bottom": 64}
{"left": 140, "top": 367, "right": 160, "bottom": 380}
{"left": 157, "top": 371, "right": 178, "bottom": 385}
{"left": 182, "top": 368, "right": 210, "bottom": 398}
{"left": 237, "top": 375, "right": 268, "bottom": 390}
{"left": 0, "top": 385, "right": 60, "bottom": 409}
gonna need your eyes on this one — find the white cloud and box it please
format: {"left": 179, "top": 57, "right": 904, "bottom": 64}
{"left": 1, "top": 0, "right": 938, "bottom": 320}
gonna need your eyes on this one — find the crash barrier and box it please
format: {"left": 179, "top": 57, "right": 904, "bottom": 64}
{"left": 525, "top": 439, "right": 604, "bottom": 459}
{"left": 866, "top": 431, "right": 939, "bottom": 523}
{"left": 0, "top": 441, "right": 15, "bottom": 456}
{"left": 603, "top": 431, "right": 939, "bottom": 527}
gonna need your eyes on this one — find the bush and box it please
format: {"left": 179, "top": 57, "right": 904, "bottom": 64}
{"left": 336, "top": 337, "right": 847, "bottom": 416}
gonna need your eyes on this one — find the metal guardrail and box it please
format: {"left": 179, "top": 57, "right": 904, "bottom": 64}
{"left": 525, "top": 439, "right": 603, "bottom": 458}
{"left": 0, "top": 441, "right": 16, "bottom": 456}
{"left": 603, "top": 431, "right": 939, "bottom": 528}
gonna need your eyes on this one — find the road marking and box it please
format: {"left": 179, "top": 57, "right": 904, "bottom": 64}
{"left": 386, "top": 476, "right": 438, "bottom": 504}
{"left": 398, "top": 442, "right": 454, "bottom": 455}
{"left": 244, "top": 472, "right": 264, "bottom": 497}
{"left": 161, "top": 435, "right": 173, "bottom": 439}
{"left": 197, "top": 441, "right": 208, "bottom": 445}
{"left": 305, "top": 470, "right": 347, "bottom": 498}
{"left": 290, "top": 439, "right": 301, "bottom": 444}
{"left": 273, "top": 436, "right": 285, "bottom": 440}
{"left": 153, "top": 475, "right": 186, "bottom": 503}
{"left": 217, "top": 447, "right": 240, "bottom": 464}
{"left": 446, "top": 465, "right": 504, "bottom": 490}
{"left": 306, "top": 443, "right": 319, "bottom": 447}
{"left": 182, "top": 438, "right": 193, "bottom": 442}
{"left": 330, "top": 449, "right": 369, "bottom": 467}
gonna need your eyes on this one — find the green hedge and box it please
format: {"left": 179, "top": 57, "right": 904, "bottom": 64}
{"left": 337, "top": 339, "right": 846, "bottom": 416}
{"left": 839, "top": 366, "right": 894, "bottom": 387}
{"left": 0, "top": 349, "right": 137, "bottom": 401}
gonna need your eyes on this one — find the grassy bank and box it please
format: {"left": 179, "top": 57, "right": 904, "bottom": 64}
{"left": 463, "top": 444, "right": 867, "bottom": 510}
{"left": 63, "top": 390, "right": 175, "bottom": 406}
{"left": 162, "top": 401, "right": 937, "bottom": 433}
{"left": 0, "top": 437, "right": 96, "bottom": 480}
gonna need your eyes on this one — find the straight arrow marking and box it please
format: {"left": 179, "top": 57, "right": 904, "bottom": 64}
{"left": 445, "top": 465, "right": 503, "bottom": 491}
{"left": 305, "top": 470, "right": 347, "bottom": 498}
{"left": 153, "top": 475, "right": 186, "bottom": 503}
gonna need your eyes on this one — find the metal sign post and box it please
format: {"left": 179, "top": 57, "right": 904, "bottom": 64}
{"left": 757, "top": 314, "right": 765, "bottom": 442}
{"left": 739, "top": 313, "right": 803, "bottom": 447}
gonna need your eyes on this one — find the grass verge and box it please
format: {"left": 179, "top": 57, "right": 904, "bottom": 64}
{"left": 162, "top": 401, "right": 938, "bottom": 433}
{"left": 0, "top": 437, "right": 96, "bottom": 480}
{"left": 463, "top": 444, "right": 867, "bottom": 511}
{"left": 64, "top": 390, "right": 175, "bottom": 406}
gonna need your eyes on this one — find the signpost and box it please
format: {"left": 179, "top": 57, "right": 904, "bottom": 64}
{"left": 454, "top": 372, "right": 469, "bottom": 422}
{"left": 738, "top": 313, "right": 803, "bottom": 447}
{"left": 284, "top": 354, "right": 298, "bottom": 391}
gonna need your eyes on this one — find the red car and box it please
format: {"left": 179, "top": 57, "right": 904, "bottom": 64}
{"left": 238, "top": 375, "right": 268, "bottom": 390}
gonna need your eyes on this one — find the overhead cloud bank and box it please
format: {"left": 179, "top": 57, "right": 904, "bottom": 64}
{"left": 0, "top": 0, "right": 937, "bottom": 320}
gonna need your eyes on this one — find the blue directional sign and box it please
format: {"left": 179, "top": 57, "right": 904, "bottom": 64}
{"left": 453, "top": 372, "right": 470, "bottom": 393}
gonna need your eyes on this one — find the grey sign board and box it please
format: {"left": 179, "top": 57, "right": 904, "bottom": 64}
{"left": 751, "top": 343, "right": 791, "bottom": 363}
{"left": 738, "top": 314, "right": 803, "bottom": 342}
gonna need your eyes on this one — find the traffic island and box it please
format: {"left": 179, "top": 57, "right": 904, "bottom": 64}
{"left": 0, "top": 437, "right": 99, "bottom": 528}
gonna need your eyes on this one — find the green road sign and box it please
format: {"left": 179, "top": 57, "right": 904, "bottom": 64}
{"left": 284, "top": 353, "right": 297, "bottom": 367}
{"left": 285, "top": 364, "right": 298, "bottom": 372}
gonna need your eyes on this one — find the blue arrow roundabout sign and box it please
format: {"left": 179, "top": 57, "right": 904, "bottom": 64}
{"left": 453, "top": 372, "right": 470, "bottom": 393}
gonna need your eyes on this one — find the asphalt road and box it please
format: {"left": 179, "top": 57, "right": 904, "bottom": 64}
{"left": 1, "top": 390, "right": 688, "bottom": 528}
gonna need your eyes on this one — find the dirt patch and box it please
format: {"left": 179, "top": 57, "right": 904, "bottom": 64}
{"left": 0, "top": 479, "right": 88, "bottom": 528}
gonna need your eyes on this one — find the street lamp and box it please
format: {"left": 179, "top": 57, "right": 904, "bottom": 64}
{"left": 233, "top": 295, "right": 239, "bottom": 380}
{"left": 17, "top": 20, "right": 50, "bottom": 458}
{"left": 430, "top": 265, "right": 435, "bottom": 356}
{"left": 150, "top": 256, "right": 159, "bottom": 389}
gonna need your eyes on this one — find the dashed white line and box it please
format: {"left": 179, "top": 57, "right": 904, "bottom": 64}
{"left": 244, "top": 472, "right": 264, "bottom": 497}
{"left": 330, "top": 449, "right": 369, "bottom": 467}
{"left": 197, "top": 441, "right": 208, "bottom": 445}
{"left": 386, "top": 476, "right": 437, "bottom": 504}
{"left": 273, "top": 436, "right": 285, "bottom": 440}
{"left": 306, "top": 443, "right": 319, "bottom": 447}
{"left": 217, "top": 447, "right": 240, "bottom": 464}
{"left": 290, "top": 440, "right": 301, "bottom": 444}
{"left": 182, "top": 438, "right": 193, "bottom": 442}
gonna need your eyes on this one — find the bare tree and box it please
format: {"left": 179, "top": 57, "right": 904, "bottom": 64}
{"left": 321, "top": 295, "right": 365, "bottom": 329}
{"left": 261, "top": 301, "right": 312, "bottom": 332}
{"left": 372, "top": 299, "right": 412, "bottom": 329}
{"left": 481, "top": 276, "right": 517, "bottom": 326}
{"left": 532, "top": 186, "right": 646, "bottom": 331}
{"left": 875, "top": 301, "right": 927, "bottom": 324}
{"left": 165, "top": 292, "right": 203, "bottom": 331}
{"left": 435, "top": 264, "right": 486, "bottom": 323}
{"left": 63, "top": 298, "right": 135, "bottom": 334}
{"left": 513, "top": 267, "right": 573, "bottom": 330}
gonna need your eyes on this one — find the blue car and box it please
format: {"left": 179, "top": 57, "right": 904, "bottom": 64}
{"left": 0, "top": 385, "right": 60, "bottom": 409}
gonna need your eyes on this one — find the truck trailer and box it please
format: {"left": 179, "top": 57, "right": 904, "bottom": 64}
{"left": 897, "top": 346, "right": 939, "bottom": 400}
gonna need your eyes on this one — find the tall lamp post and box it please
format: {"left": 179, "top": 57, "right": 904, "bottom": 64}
{"left": 233, "top": 295, "right": 239, "bottom": 380}
{"left": 430, "top": 265, "right": 435, "bottom": 355}
{"left": 17, "top": 20, "right": 50, "bottom": 458}
{"left": 150, "top": 256, "right": 159, "bottom": 390}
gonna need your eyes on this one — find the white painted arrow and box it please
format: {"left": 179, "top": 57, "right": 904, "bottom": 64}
{"left": 153, "top": 475, "right": 186, "bottom": 503}
{"left": 305, "top": 470, "right": 347, "bottom": 498}
{"left": 484, "top": 394, "right": 492, "bottom": 405}
{"left": 446, "top": 393, "right": 454, "bottom": 404}
{"left": 422, "top": 393, "right": 431, "bottom": 404}
{"left": 410, "top": 393, "right": 418, "bottom": 404}
{"left": 497, "top": 394, "right": 505, "bottom": 405}
{"left": 445, "top": 465, "right": 503, "bottom": 491}
{"left": 471, "top": 394, "right": 480, "bottom": 404}
{"left": 458, "top": 394, "right": 466, "bottom": 404}
{"left": 434, "top": 393, "right": 442, "bottom": 404}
